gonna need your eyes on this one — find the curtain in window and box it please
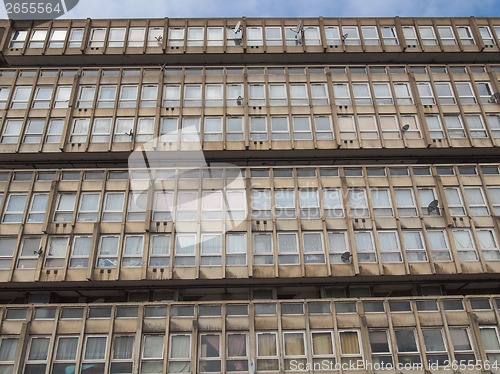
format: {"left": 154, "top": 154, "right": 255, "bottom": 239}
{"left": 465, "top": 188, "right": 484, "bottom": 205}
{"left": 56, "top": 337, "right": 78, "bottom": 360}
{"left": 31, "top": 194, "right": 48, "bottom": 212}
{"left": 85, "top": 337, "right": 106, "bottom": 360}
{"left": 254, "top": 235, "right": 272, "bottom": 254}
{"left": 303, "top": 233, "right": 323, "bottom": 252}
{"left": 258, "top": 334, "right": 276, "bottom": 357}
{"left": 312, "top": 333, "right": 332, "bottom": 355}
{"left": 371, "top": 189, "right": 390, "bottom": 207}
{"left": 7, "top": 195, "right": 26, "bottom": 212}
{"left": 275, "top": 191, "right": 294, "bottom": 208}
{"left": 252, "top": 191, "right": 270, "bottom": 210}
{"left": 428, "top": 231, "right": 447, "bottom": 249}
{"left": 99, "top": 87, "right": 116, "bottom": 100}
{"left": 395, "top": 189, "right": 414, "bottom": 207}
{"left": 374, "top": 84, "right": 390, "bottom": 97}
{"left": 80, "top": 194, "right": 100, "bottom": 211}
{"left": 200, "top": 335, "right": 220, "bottom": 357}
{"left": 340, "top": 332, "right": 360, "bottom": 354}
{"left": 290, "top": 85, "right": 307, "bottom": 98}
{"left": 206, "top": 85, "right": 222, "bottom": 100}
{"left": 328, "top": 233, "right": 347, "bottom": 253}
{"left": 120, "top": 86, "right": 138, "bottom": 100}
{"left": 481, "top": 328, "right": 500, "bottom": 350}
{"left": 143, "top": 336, "right": 164, "bottom": 359}
{"left": 228, "top": 334, "right": 246, "bottom": 357}
{"left": 378, "top": 232, "right": 398, "bottom": 250}
{"left": 100, "top": 237, "right": 119, "bottom": 256}
{"left": 278, "top": 234, "right": 297, "bottom": 253}
{"left": 152, "top": 235, "right": 169, "bottom": 255}
{"left": 164, "top": 86, "right": 180, "bottom": 100}
{"left": 201, "top": 235, "right": 221, "bottom": 254}
{"left": 453, "top": 231, "right": 473, "bottom": 249}
{"left": 0, "top": 338, "right": 18, "bottom": 361}
{"left": 323, "top": 190, "right": 341, "bottom": 207}
{"left": 170, "top": 336, "right": 189, "bottom": 359}
{"left": 49, "top": 238, "right": 69, "bottom": 257}
{"left": 450, "top": 329, "right": 471, "bottom": 351}
{"left": 155, "top": 192, "right": 173, "bottom": 211}
{"left": 124, "top": 236, "right": 143, "bottom": 255}
{"left": 28, "top": 338, "right": 50, "bottom": 360}
{"left": 349, "top": 189, "right": 367, "bottom": 207}
{"left": 299, "top": 190, "right": 318, "bottom": 208}
{"left": 105, "top": 193, "right": 124, "bottom": 211}
{"left": 226, "top": 234, "right": 245, "bottom": 254}
{"left": 354, "top": 232, "right": 373, "bottom": 251}
{"left": 57, "top": 194, "right": 75, "bottom": 211}
{"left": 284, "top": 333, "right": 305, "bottom": 356}
{"left": 477, "top": 231, "right": 496, "bottom": 249}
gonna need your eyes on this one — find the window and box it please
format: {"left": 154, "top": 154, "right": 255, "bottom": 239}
{"left": 352, "top": 83, "right": 372, "bottom": 105}
{"left": 177, "top": 190, "right": 198, "bottom": 220}
{"left": 299, "top": 189, "right": 320, "bottom": 219}
{"left": 349, "top": 189, "right": 369, "bottom": 217}
{"left": 10, "top": 86, "right": 32, "bottom": 109}
{"left": 82, "top": 336, "right": 107, "bottom": 372}
{"left": 381, "top": 26, "right": 398, "bottom": 45}
{"left": 21, "top": 119, "right": 43, "bottom": 144}
{"left": 443, "top": 115, "right": 465, "bottom": 138}
{"left": 200, "top": 234, "right": 221, "bottom": 266}
{"left": 1, "top": 194, "right": 26, "bottom": 223}
{"left": 361, "top": 26, "right": 380, "bottom": 44}
{"left": 323, "top": 189, "right": 343, "bottom": 218}
{"left": 89, "top": 28, "right": 106, "bottom": 47}
{"left": 110, "top": 336, "right": 134, "bottom": 373}
{"left": 338, "top": 330, "right": 362, "bottom": 365}
{"left": 253, "top": 233, "right": 273, "bottom": 265}
{"left": 277, "top": 233, "right": 299, "bottom": 265}
{"left": 303, "top": 232, "right": 325, "bottom": 264}
{"left": 403, "top": 26, "right": 418, "bottom": 45}
{"left": 422, "top": 329, "right": 448, "bottom": 365}
{"left": 333, "top": 83, "right": 351, "bottom": 106}
{"left": 292, "top": 116, "right": 312, "bottom": 140}
{"left": 134, "top": 117, "right": 154, "bottom": 143}
{"left": 378, "top": 231, "right": 402, "bottom": 262}
{"left": 153, "top": 191, "right": 173, "bottom": 221}
{"left": 96, "top": 85, "right": 116, "bottom": 108}
{"left": 282, "top": 331, "right": 306, "bottom": 369}
{"left": 69, "top": 236, "right": 92, "bottom": 268}
{"left": 108, "top": 28, "right": 126, "bottom": 47}
{"left": 417, "top": 83, "right": 435, "bottom": 105}
{"left": 475, "top": 82, "right": 493, "bottom": 104}
{"left": 395, "top": 329, "right": 421, "bottom": 364}
{"left": 0, "top": 87, "right": 10, "bottom": 109}
{"left": 207, "top": 27, "right": 223, "bottom": 46}
{"left": 342, "top": 26, "right": 360, "bottom": 45}
{"left": 168, "top": 334, "right": 190, "bottom": 373}
{"left": 418, "top": 26, "right": 437, "bottom": 45}
{"left": 128, "top": 27, "right": 145, "bottom": 47}
{"left": 268, "top": 84, "right": 287, "bottom": 106}
{"left": 76, "top": 86, "right": 96, "bottom": 108}
{"left": 457, "top": 26, "right": 475, "bottom": 45}
{"left": 168, "top": 28, "right": 185, "bottom": 46}
{"left": 0, "top": 238, "right": 16, "bottom": 269}
{"left": 370, "top": 189, "right": 394, "bottom": 218}
{"left": 249, "top": 84, "right": 265, "bottom": 106}
{"left": 437, "top": 26, "right": 457, "bottom": 45}
{"left": 226, "top": 84, "right": 243, "bottom": 107}
{"left": 198, "top": 333, "right": 221, "bottom": 372}
{"left": 357, "top": 115, "right": 378, "bottom": 139}
{"left": 9, "top": 30, "right": 28, "bottom": 48}
{"left": 163, "top": 85, "right": 181, "bottom": 107}
{"left": 403, "top": 231, "right": 428, "bottom": 262}
{"left": 44, "top": 236, "right": 69, "bottom": 269}
{"left": 0, "top": 337, "right": 19, "bottom": 373}
{"left": 249, "top": 117, "right": 267, "bottom": 141}
{"left": 67, "top": 28, "right": 83, "bottom": 48}
{"left": 479, "top": 26, "right": 495, "bottom": 45}
{"left": 148, "top": 27, "right": 164, "bottom": 47}
{"left": 17, "top": 237, "right": 41, "bottom": 269}
{"left": 102, "top": 192, "right": 125, "bottom": 222}
{"left": 204, "top": 84, "right": 223, "bottom": 107}
{"left": 53, "top": 193, "right": 76, "bottom": 222}
{"left": 247, "top": 27, "right": 263, "bottom": 46}
{"left": 187, "top": 27, "right": 204, "bottom": 46}
{"left": 226, "top": 190, "right": 246, "bottom": 221}
{"left": 373, "top": 83, "right": 393, "bottom": 105}
{"left": 174, "top": 234, "right": 196, "bottom": 266}
{"left": 369, "top": 330, "right": 392, "bottom": 365}
{"left": 24, "top": 337, "right": 50, "bottom": 373}
{"left": 256, "top": 332, "right": 278, "bottom": 371}
{"left": 285, "top": 27, "right": 302, "bottom": 46}
{"left": 394, "top": 83, "right": 413, "bottom": 104}
{"left": 428, "top": 230, "right": 452, "bottom": 261}
{"left": 452, "top": 229, "right": 478, "bottom": 261}
{"left": 435, "top": 82, "right": 456, "bottom": 104}
{"left": 31, "top": 86, "right": 52, "bottom": 109}
{"left": 147, "top": 234, "right": 171, "bottom": 267}
{"left": 449, "top": 328, "right": 475, "bottom": 362}
{"left": 53, "top": 85, "right": 71, "bottom": 108}
{"left": 477, "top": 229, "right": 500, "bottom": 261}
{"left": 464, "top": 115, "right": 488, "bottom": 138}
{"left": 444, "top": 187, "right": 465, "bottom": 216}
{"left": 27, "top": 193, "right": 48, "bottom": 223}
{"left": 28, "top": 29, "right": 47, "bottom": 48}
{"left": 122, "top": 235, "right": 144, "bottom": 267}
{"left": 394, "top": 188, "right": 417, "bottom": 216}
{"left": 273, "top": 189, "right": 294, "bottom": 219}
{"left": 90, "top": 118, "right": 111, "bottom": 143}
{"left": 310, "top": 84, "right": 329, "bottom": 105}
{"left": 325, "top": 26, "right": 341, "bottom": 45}
{"left": 455, "top": 82, "right": 476, "bottom": 104}
{"left": 354, "top": 231, "right": 376, "bottom": 262}
{"left": 252, "top": 189, "right": 271, "bottom": 219}
{"left": 464, "top": 187, "right": 489, "bottom": 215}
{"left": 0, "top": 119, "right": 22, "bottom": 144}
{"left": 97, "top": 235, "right": 119, "bottom": 268}
{"left": 313, "top": 116, "right": 334, "bottom": 140}
{"left": 118, "top": 85, "right": 138, "bottom": 108}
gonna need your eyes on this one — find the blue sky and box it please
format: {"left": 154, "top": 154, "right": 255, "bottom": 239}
{"left": 1, "top": 0, "right": 499, "bottom": 19}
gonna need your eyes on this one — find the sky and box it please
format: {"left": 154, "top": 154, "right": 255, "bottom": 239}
{"left": 0, "top": 0, "right": 499, "bottom": 19}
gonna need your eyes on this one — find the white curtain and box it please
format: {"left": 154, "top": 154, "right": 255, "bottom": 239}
{"left": 58, "top": 194, "right": 76, "bottom": 211}
{"left": 371, "top": 189, "right": 390, "bottom": 207}
{"left": 7, "top": 195, "right": 26, "bottom": 212}
{"left": 328, "top": 233, "right": 347, "bottom": 253}
{"left": 80, "top": 194, "right": 100, "bottom": 211}
{"left": 151, "top": 235, "right": 170, "bottom": 255}
{"left": 73, "top": 237, "right": 91, "bottom": 256}
{"left": 278, "top": 234, "right": 298, "bottom": 253}
{"left": 170, "top": 335, "right": 189, "bottom": 358}
{"left": 28, "top": 338, "right": 50, "bottom": 360}
{"left": 113, "top": 336, "right": 133, "bottom": 360}
{"left": 100, "top": 237, "right": 119, "bottom": 256}
{"left": 299, "top": 190, "right": 318, "bottom": 208}
{"left": 99, "top": 86, "right": 116, "bottom": 100}
{"left": 226, "top": 234, "right": 245, "bottom": 254}
{"left": 303, "top": 233, "right": 323, "bottom": 253}
{"left": 254, "top": 234, "right": 272, "bottom": 254}
{"left": 84, "top": 337, "right": 107, "bottom": 360}
{"left": 378, "top": 232, "right": 399, "bottom": 250}
{"left": 269, "top": 85, "right": 286, "bottom": 99}
{"left": 0, "top": 338, "right": 18, "bottom": 361}
{"left": 481, "top": 328, "right": 500, "bottom": 350}
{"left": 31, "top": 194, "right": 48, "bottom": 212}
{"left": 323, "top": 189, "right": 341, "bottom": 207}
{"left": 453, "top": 230, "right": 473, "bottom": 249}
{"left": 206, "top": 85, "right": 222, "bottom": 99}
{"left": 56, "top": 337, "right": 78, "bottom": 360}
{"left": 355, "top": 232, "right": 373, "bottom": 251}
{"left": 428, "top": 231, "right": 448, "bottom": 249}
{"left": 201, "top": 235, "right": 221, "bottom": 254}
{"left": 120, "top": 86, "right": 138, "bottom": 100}
{"left": 175, "top": 235, "right": 196, "bottom": 255}
{"left": 275, "top": 191, "right": 294, "bottom": 208}
{"left": 395, "top": 189, "right": 414, "bottom": 207}
{"left": 290, "top": 84, "right": 307, "bottom": 99}
{"left": 105, "top": 193, "right": 124, "bottom": 211}
{"left": 124, "top": 236, "right": 144, "bottom": 255}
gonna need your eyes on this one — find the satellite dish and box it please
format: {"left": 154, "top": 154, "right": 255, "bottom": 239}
{"left": 427, "top": 199, "right": 439, "bottom": 214}
{"left": 233, "top": 21, "right": 242, "bottom": 34}
{"left": 341, "top": 251, "right": 352, "bottom": 263}
{"left": 402, "top": 124, "right": 410, "bottom": 132}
